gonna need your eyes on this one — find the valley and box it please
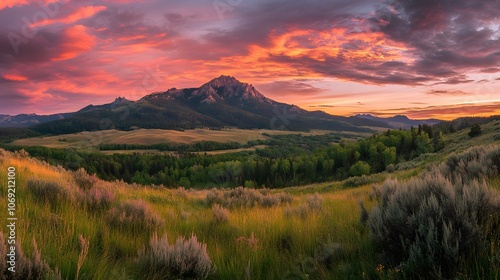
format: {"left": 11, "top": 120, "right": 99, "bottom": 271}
{"left": 0, "top": 119, "right": 499, "bottom": 279}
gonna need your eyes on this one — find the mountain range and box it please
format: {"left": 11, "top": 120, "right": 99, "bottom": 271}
{"left": 355, "top": 114, "right": 442, "bottom": 129}
{"left": 0, "top": 76, "right": 441, "bottom": 133}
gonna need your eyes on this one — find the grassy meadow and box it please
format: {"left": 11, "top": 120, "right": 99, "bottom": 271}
{"left": 0, "top": 121, "right": 499, "bottom": 279}
{"left": 10, "top": 128, "right": 339, "bottom": 151}
{"left": 0, "top": 149, "right": 383, "bottom": 279}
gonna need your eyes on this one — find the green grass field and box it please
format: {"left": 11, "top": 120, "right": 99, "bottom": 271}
{"left": 0, "top": 151, "right": 382, "bottom": 279}
{"left": 1, "top": 122, "right": 499, "bottom": 279}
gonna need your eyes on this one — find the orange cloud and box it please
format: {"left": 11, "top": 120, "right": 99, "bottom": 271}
{"left": 54, "top": 25, "right": 95, "bottom": 61}
{"left": 32, "top": 6, "right": 107, "bottom": 27}
{"left": 260, "top": 27, "right": 410, "bottom": 63}
{"left": 3, "top": 74, "right": 28, "bottom": 82}
{"left": 0, "top": 0, "right": 56, "bottom": 10}
{"left": 197, "top": 27, "right": 412, "bottom": 84}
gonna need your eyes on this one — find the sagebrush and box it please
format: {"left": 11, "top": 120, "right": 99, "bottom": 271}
{"left": 107, "top": 200, "right": 164, "bottom": 230}
{"left": 368, "top": 170, "right": 500, "bottom": 278}
{"left": 206, "top": 187, "right": 292, "bottom": 208}
{"left": 0, "top": 232, "right": 61, "bottom": 280}
{"left": 135, "top": 233, "right": 216, "bottom": 280}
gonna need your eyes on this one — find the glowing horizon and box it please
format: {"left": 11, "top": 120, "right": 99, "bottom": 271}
{"left": 0, "top": 0, "right": 498, "bottom": 120}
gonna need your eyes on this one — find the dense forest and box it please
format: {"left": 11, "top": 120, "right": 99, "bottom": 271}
{"left": 3, "top": 125, "right": 444, "bottom": 188}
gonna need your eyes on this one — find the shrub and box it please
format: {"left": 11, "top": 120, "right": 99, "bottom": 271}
{"left": 206, "top": 187, "right": 292, "bottom": 208}
{"left": 107, "top": 200, "right": 164, "bottom": 230}
{"left": 284, "top": 193, "right": 323, "bottom": 219}
{"left": 244, "top": 180, "right": 255, "bottom": 188}
{"left": 395, "top": 160, "right": 419, "bottom": 171}
{"left": 306, "top": 193, "right": 323, "bottom": 212}
{"left": 385, "top": 163, "right": 395, "bottom": 173}
{"left": 436, "top": 146, "right": 499, "bottom": 184}
{"left": 85, "top": 186, "right": 116, "bottom": 211}
{"left": 315, "top": 242, "right": 346, "bottom": 268}
{"left": 342, "top": 175, "right": 372, "bottom": 188}
{"left": 27, "top": 179, "right": 75, "bottom": 204}
{"left": 136, "top": 233, "right": 215, "bottom": 280}
{"left": 468, "top": 124, "right": 482, "bottom": 137}
{"left": 211, "top": 204, "right": 229, "bottom": 224}
{"left": 73, "top": 168, "right": 98, "bottom": 191}
{"left": 367, "top": 174, "right": 500, "bottom": 278}
{"left": 0, "top": 232, "right": 61, "bottom": 280}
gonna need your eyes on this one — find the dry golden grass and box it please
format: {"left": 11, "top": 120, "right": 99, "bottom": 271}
{"left": 11, "top": 128, "right": 333, "bottom": 150}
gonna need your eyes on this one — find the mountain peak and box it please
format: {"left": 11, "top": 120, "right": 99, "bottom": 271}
{"left": 109, "top": 97, "right": 132, "bottom": 108}
{"left": 115, "top": 96, "right": 127, "bottom": 101}
{"left": 389, "top": 115, "right": 410, "bottom": 121}
{"left": 205, "top": 75, "right": 242, "bottom": 88}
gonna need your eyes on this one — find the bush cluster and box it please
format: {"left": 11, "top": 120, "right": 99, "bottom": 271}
{"left": 342, "top": 175, "right": 373, "bottom": 188}
{"left": 73, "top": 168, "right": 99, "bottom": 191}
{"left": 206, "top": 187, "right": 292, "bottom": 208}
{"left": 27, "top": 179, "right": 76, "bottom": 204}
{"left": 84, "top": 186, "right": 116, "bottom": 211}
{"left": 0, "top": 232, "right": 61, "bottom": 280}
{"left": 107, "top": 200, "right": 164, "bottom": 230}
{"left": 436, "top": 146, "right": 499, "bottom": 183}
{"left": 366, "top": 146, "right": 500, "bottom": 278}
{"left": 135, "top": 233, "right": 216, "bottom": 280}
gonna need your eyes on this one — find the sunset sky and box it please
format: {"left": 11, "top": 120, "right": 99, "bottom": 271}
{"left": 0, "top": 0, "right": 499, "bottom": 120}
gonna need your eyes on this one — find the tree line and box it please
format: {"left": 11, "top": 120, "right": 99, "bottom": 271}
{"left": 3, "top": 126, "right": 444, "bottom": 188}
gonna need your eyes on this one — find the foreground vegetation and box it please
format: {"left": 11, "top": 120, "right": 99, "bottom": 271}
{"left": 0, "top": 120, "right": 499, "bottom": 279}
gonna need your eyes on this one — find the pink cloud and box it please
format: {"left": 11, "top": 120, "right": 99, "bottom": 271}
{"left": 32, "top": 5, "right": 107, "bottom": 27}
{"left": 0, "top": 0, "right": 56, "bottom": 10}
{"left": 3, "top": 74, "right": 28, "bottom": 82}
{"left": 53, "top": 25, "right": 95, "bottom": 61}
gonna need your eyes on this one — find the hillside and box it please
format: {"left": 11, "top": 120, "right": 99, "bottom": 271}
{"left": 0, "top": 120, "right": 499, "bottom": 279}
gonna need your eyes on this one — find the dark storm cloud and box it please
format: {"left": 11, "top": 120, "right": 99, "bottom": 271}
{"left": 84, "top": 7, "right": 168, "bottom": 42}
{"left": 0, "top": 29, "right": 64, "bottom": 66}
{"left": 207, "top": 0, "right": 499, "bottom": 85}
{"left": 202, "top": 0, "right": 371, "bottom": 55}
{"left": 369, "top": 0, "right": 500, "bottom": 82}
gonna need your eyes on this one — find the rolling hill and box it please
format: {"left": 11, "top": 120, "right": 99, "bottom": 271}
{"left": 354, "top": 114, "right": 442, "bottom": 129}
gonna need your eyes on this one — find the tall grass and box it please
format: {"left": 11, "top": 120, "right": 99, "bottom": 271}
{"left": 0, "top": 146, "right": 377, "bottom": 279}
{"left": 3, "top": 143, "right": 498, "bottom": 279}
